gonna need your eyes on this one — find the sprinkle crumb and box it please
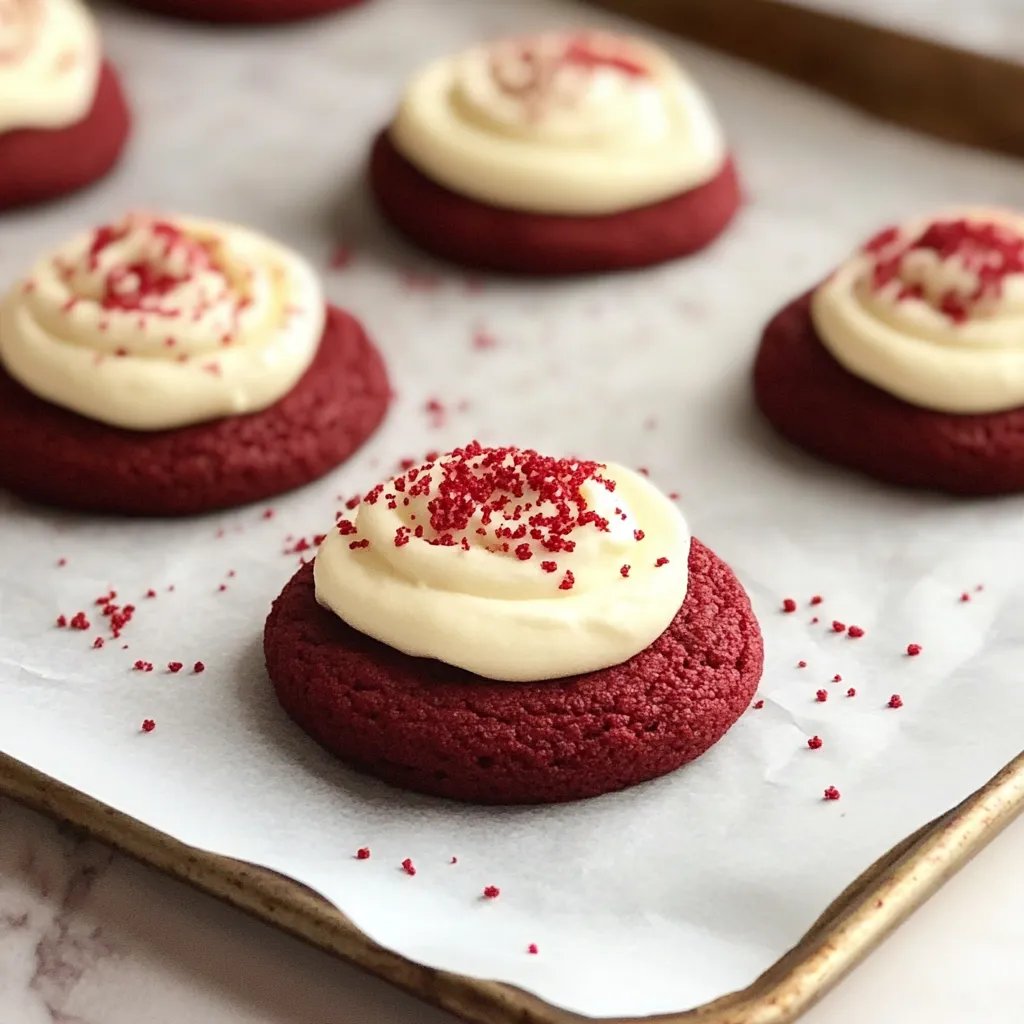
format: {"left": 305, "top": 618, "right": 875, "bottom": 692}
{"left": 217, "top": 584, "right": 228, "bottom": 592}
{"left": 262, "top": 508, "right": 275, "bottom": 520}
{"left": 847, "top": 687, "right": 857, "bottom": 697}
{"left": 816, "top": 689, "right": 828, "bottom": 702}
{"left": 753, "top": 700, "right": 764, "bottom": 709}
{"left": 906, "top": 643, "right": 922, "bottom": 657}
{"left": 823, "top": 786, "right": 841, "bottom": 801}
{"left": 888, "top": 694, "right": 904, "bottom": 709}
{"left": 847, "top": 625, "right": 865, "bottom": 638}
{"left": 57, "top": 558, "right": 67, "bottom": 567}
{"left": 401, "top": 858, "right": 416, "bottom": 876}
{"left": 831, "top": 621, "right": 846, "bottom": 633}
{"left": 168, "top": 662, "right": 183, "bottom": 673}
{"left": 975, "top": 584, "right": 984, "bottom": 592}
{"left": 483, "top": 886, "right": 500, "bottom": 900}
{"left": 810, "top": 595, "right": 823, "bottom": 605}
{"left": 782, "top": 598, "right": 797, "bottom": 613}
{"left": 145, "top": 589, "right": 157, "bottom": 599}
{"left": 960, "top": 592, "right": 971, "bottom": 603}
{"left": 810, "top": 616, "right": 819, "bottom": 624}
{"left": 807, "top": 735, "right": 823, "bottom": 750}
{"left": 356, "top": 847, "right": 371, "bottom": 860}
{"left": 141, "top": 719, "right": 156, "bottom": 733}
{"left": 797, "top": 660, "right": 807, "bottom": 668}
{"left": 528, "top": 943, "right": 539, "bottom": 955}
{"left": 193, "top": 661, "right": 206, "bottom": 673}
{"left": 668, "top": 491, "right": 680, "bottom": 500}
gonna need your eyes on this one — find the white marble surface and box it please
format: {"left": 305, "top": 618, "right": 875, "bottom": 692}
{"left": 0, "top": 793, "right": 1021, "bottom": 1023}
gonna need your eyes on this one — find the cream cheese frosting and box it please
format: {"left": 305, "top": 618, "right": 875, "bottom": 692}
{"left": 0, "top": 212, "right": 325, "bottom": 431}
{"left": 314, "top": 443, "right": 691, "bottom": 682}
{"left": 812, "top": 207, "right": 1024, "bottom": 414}
{"left": 0, "top": 0, "right": 101, "bottom": 134}
{"left": 389, "top": 31, "right": 726, "bottom": 216}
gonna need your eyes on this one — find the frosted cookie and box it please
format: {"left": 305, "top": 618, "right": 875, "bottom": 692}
{"left": 265, "top": 443, "right": 763, "bottom": 804}
{"left": 755, "top": 209, "right": 1024, "bottom": 495}
{"left": 0, "top": 0, "right": 130, "bottom": 210}
{"left": 0, "top": 211, "right": 390, "bottom": 515}
{"left": 369, "top": 32, "right": 740, "bottom": 275}
{"left": 122, "top": 0, "right": 366, "bottom": 23}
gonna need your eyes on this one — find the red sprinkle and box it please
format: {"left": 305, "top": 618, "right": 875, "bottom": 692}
{"left": 262, "top": 508, "right": 275, "bottom": 520}
{"left": 349, "top": 539, "right": 370, "bottom": 550}
{"left": 807, "top": 735, "right": 823, "bottom": 750}
{"left": 92, "top": 637, "right": 104, "bottom": 649}
{"left": 906, "top": 644, "right": 922, "bottom": 657}
{"left": 540, "top": 561, "right": 557, "bottom": 573}
{"left": 654, "top": 557, "right": 670, "bottom": 568}
{"left": 217, "top": 584, "right": 228, "bottom": 592}
{"left": 69, "top": 611, "right": 90, "bottom": 631}
{"left": 753, "top": 700, "right": 765, "bottom": 709}
{"left": 133, "top": 660, "right": 154, "bottom": 672}
{"left": 483, "top": 886, "right": 500, "bottom": 900}
{"left": 888, "top": 694, "right": 904, "bottom": 709}
{"left": 168, "top": 662, "right": 183, "bottom": 674}
{"left": 847, "top": 625, "right": 865, "bottom": 638}
{"left": 847, "top": 688, "right": 857, "bottom": 698}
{"left": 193, "top": 661, "right": 206, "bottom": 673}
{"left": 145, "top": 589, "right": 157, "bottom": 599}
{"left": 832, "top": 674, "right": 842, "bottom": 682}
{"left": 797, "top": 660, "right": 807, "bottom": 668}
{"left": 810, "top": 616, "right": 819, "bottom": 624}
{"left": 620, "top": 564, "right": 631, "bottom": 578}
{"left": 141, "top": 719, "right": 156, "bottom": 733}
{"left": 472, "top": 329, "right": 497, "bottom": 350}
{"left": 450, "top": 857, "right": 458, "bottom": 865}
{"left": 823, "top": 786, "right": 841, "bottom": 801}
{"left": 56, "top": 614, "right": 68, "bottom": 628}
{"left": 356, "top": 847, "right": 371, "bottom": 860}
{"left": 782, "top": 598, "right": 797, "bottom": 613}
{"left": 401, "top": 858, "right": 416, "bottom": 876}
{"left": 831, "top": 621, "right": 846, "bottom": 633}
{"left": 57, "top": 558, "right": 67, "bottom": 567}
{"left": 816, "top": 689, "right": 828, "bottom": 703}
{"left": 528, "top": 943, "right": 539, "bottom": 955}
{"left": 960, "top": 592, "right": 971, "bottom": 603}
{"left": 559, "top": 570, "right": 575, "bottom": 591}
{"left": 810, "top": 595, "right": 823, "bottom": 605}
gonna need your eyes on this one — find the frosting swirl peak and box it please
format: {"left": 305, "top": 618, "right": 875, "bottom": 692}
{"left": 314, "top": 443, "right": 691, "bottom": 681}
{"left": 812, "top": 208, "right": 1024, "bottom": 414}
{"left": 0, "top": 212, "right": 325, "bottom": 430}
{"left": 390, "top": 31, "right": 726, "bottom": 216}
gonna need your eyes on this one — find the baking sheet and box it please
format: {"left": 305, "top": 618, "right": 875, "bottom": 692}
{"left": 786, "top": 0, "right": 1024, "bottom": 61}
{"left": 2, "top": 0, "right": 1024, "bottom": 1017}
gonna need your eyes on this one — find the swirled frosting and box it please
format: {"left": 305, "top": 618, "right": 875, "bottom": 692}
{"left": 0, "top": 0, "right": 101, "bottom": 134}
{"left": 813, "top": 208, "right": 1024, "bottom": 414}
{"left": 0, "top": 212, "right": 325, "bottom": 431}
{"left": 389, "top": 31, "right": 726, "bottom": 216}
{"left": 314, "top": 443, "right": 691, "bottom": 682}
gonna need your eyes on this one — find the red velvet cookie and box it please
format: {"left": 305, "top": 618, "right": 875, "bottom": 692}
{"left": 0, "top": 61, "right": 131, "bottom": 211}
{"left": 122, "top": 0, "right": 366, "bottom": 23}
{"left": 755, "top": 290, "right": 1024, "bottom": 496}
{"left": 369, "top": 131, "right": 740, "bottom": 277}
{"left": 0, "top": 306, "right": 389, "bottom": 516}
{"left": 264, "top": 540, "right": 763, "bottom": 805}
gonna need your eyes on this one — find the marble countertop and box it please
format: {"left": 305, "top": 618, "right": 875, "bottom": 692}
{"left": 1, "top": 794, "right": 1020, "bottom": 1024}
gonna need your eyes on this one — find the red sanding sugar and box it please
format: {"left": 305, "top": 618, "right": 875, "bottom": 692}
{"left": 888, "top": 694, "right": 904, "bottom": 709}
{"left": 847, "top": 625, "right": 865, "bottom": 638}
{"left": 753, "top": 700, "right": 765, "bottom": 710}
{"left": 831, "top": 620, "right": 845, "bottom": 633}
{"left": 847, "top": 687, "right": 857, "bottom": 698}
{"left": 816, "top": 689, "right": 828, "bottom": 702}
{"left": 92, "top": 637, "right": 104, "bottom": 649}
{"left": 797, "top": 660, "right": 807, "bottom": 668}
{"left": 356, "top": 847, "right": 371, "bottom": 860}
{"left": 823, "top": 786, "right": 841, "bottom": 801}
{"left": 528, "top": 943, "right": 539, "bottom": 955}
{"left": 401, "top": 858, "right": 416, "bottom": 876}
{"left": 782, "top": 598, "right": 797, "bottom": 613}
{"left": 483, "top": 886, "right": 500, "bottom": 900}
{"left": 832, "top": 674, "right": 842, "bottom": 682}
{"left": 807, "top": 735, "right": 823, "bottom": 750}
{"left": 810, "top": 595, "right": 823, "bottom": 605}
{"left": 906, "top": 644, "right": 922, "bottom": 657}
{"left": 141, "top": 719, "right": 155, "bottom": 733}
{"left": 193, "top": 661, "right": 206, "bottom": 673}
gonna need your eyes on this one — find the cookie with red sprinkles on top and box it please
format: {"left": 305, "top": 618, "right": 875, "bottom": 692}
{"left": 755, "top": 208, "right": 1024, "bottom": 496}
{"left": 121, "top": 0, "right": 366, "bottom": 23}
{"left": 264, "top": 443, "right": 763, "bottom": 804}
{"left": 0, "top": 0, "right": 130, "bottom": 210}
{"left": 0, "top": 211, "right": 390, "bottom": 516}
{"left": 369, "top": 31, "right": 740, "bottom": 276}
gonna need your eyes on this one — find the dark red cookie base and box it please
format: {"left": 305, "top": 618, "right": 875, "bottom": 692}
{"left": 369, "top": 130, "right": 741, "bottom": 276}
{"left": 0, "top": 305, "right": 389, "bottom": 516}
{"left": 754, "top": 291, "right": 1024, "bottom": 496}
{"left": 264, "top": 541, "right": 764, "bottom": 805}
{"left": 124, "top": 0, "right": 365, "bottom": 23}
{"left": 0, "top": 61, "right": 130, "bottom": 212}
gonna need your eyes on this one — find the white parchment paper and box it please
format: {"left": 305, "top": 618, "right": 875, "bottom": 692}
{"left": 2, "top": 0, "right": 1024, "bottom": 1016}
